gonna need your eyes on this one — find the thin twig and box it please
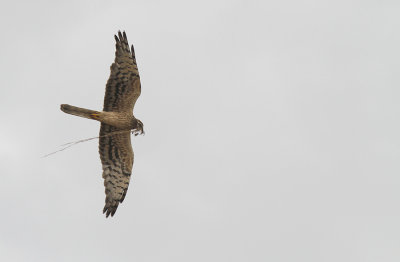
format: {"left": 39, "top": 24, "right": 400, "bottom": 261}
{"left": 43, "top": 129, "right": 137, "bottom": 158}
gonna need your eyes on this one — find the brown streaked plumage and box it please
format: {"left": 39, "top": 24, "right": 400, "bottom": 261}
{"left": 60, "top": 31, "right": 144, "bottom": 218}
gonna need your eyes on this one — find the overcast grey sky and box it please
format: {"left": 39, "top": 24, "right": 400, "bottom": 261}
{"left": 0, "top": 0, "right": 400, "bottom": 261}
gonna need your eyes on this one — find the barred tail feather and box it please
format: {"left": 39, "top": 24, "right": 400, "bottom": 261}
{"left": 60, "top": 104, "right": 99, "bottom": 120}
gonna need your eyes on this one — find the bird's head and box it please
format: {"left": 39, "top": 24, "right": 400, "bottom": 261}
{"left": 131, "top": 118, "right": 144, "bottom": 136}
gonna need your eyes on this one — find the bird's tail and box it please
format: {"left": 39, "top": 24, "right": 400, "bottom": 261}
{"left": 60, "top": 104, "right": 100, "bottom": 120}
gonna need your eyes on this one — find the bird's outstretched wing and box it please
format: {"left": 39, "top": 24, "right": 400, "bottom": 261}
{"left": 99, "top": 125, "right": 133, "bottom": 217}
{"left": 103, "top": 31, "right": 141, "bottom": 113}
{"left": 99, "top": 31, "right": 140, "bottom": 217}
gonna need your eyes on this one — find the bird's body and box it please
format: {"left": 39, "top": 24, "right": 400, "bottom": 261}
{"left": 60, "top": 31, "right": 144, "bottom": 217}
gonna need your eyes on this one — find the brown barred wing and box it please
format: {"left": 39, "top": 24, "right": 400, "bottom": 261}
{"left": 103, "top": 31, "right": 141, "bottom": 113}
{"left": 99, "top": 124, "right": 134, "bottom": 217}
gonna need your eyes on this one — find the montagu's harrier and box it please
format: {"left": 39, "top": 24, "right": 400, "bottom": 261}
{"left": 61, "top": 31, "right": 144, "bottom": 217}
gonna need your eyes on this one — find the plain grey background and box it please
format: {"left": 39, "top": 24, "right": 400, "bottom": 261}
{"left": 0, "top": 0, "right": 399, "bottom": 261}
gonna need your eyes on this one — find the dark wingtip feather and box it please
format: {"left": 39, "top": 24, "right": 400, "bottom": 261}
{"left": 114, "top": 35, "right": 119, "bottom": 42}
{"left": 103, "top": 203, "right": 119, "bottom": 218}
{"left": 104, "top": 208, "right": 111, "bottom": 218}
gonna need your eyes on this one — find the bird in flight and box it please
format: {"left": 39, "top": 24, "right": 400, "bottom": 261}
{"left": 61, "top": 31, "right": 144, "bottom": 217}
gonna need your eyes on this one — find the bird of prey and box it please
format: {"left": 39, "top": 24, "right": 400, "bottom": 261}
{"left": 60, "top": 31, "right": 144, "bottom": 217}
